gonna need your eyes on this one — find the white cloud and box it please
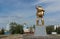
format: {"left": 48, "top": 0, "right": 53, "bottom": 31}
{"left": 33, "top": 0, "right": 46, "bottom": 5}
{"left": 45, "top": 0, "right": 60, "bottom": 13}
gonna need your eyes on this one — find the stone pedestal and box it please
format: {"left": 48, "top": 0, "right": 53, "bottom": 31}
{"left": 34, "top": 25, "right": 47, "bottom": 36}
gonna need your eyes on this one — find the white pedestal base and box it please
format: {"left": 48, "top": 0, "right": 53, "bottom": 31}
{"left": 34, "top": 26, "right": 47, "bottom": 36}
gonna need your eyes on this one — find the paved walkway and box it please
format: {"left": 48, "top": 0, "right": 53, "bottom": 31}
{"left": 0, "top": 34, "right": 60, "bottom": 39}
{"left": 0, "top": 34, "right": 23, "bottom": 39}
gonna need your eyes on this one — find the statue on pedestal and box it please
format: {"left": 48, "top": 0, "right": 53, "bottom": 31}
{"left": 36, "top": 6, "right": 45, "bottom": 26}
{"left": 34, "top": 6, "right": 47, "bottom": 36}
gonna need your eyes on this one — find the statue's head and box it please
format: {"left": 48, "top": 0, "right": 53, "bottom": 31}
{"left": 36, "top": 6, "right": 45, "bottom": 18}
{"left": 36, "top": 6, "right": 45, "bottom": 12}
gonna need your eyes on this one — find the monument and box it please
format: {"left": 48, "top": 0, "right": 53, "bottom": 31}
{"left": 34, "top": 6, "right": 47, "bottom": 36}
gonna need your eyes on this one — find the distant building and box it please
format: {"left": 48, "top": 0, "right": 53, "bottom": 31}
{"left": 54, "top": 25, "right": 60, "bottom": 30}
{"left": 4, "top": 24, "right": 10, "bottom": 35}
{"left": 52, "top": 32, "right": 57, "bottom": 34}
{"left": 24, "top": 28, "right": 34, "bottom": 34}
{"left": 5, "top": 24, "right": 10, "bottom": 31}
{"left": 52, "top": 25, "right": 60, "bottom": 34}
{"left": 24, "top": 29, "right": 30, "bottom": 34}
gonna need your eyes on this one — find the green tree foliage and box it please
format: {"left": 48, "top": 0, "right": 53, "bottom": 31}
{"left": 46, "top": 25, "right": 54, "bottom": 34}
{"left": 56, "top": 27, "right": 60, "bottom": 34}
{"left": 9, "top": 22, "right": 24, "bottom": 34}
{"left": 1, "top": 28, "right": 4, "bottom": 34}
{"left": 0, "top": 28, "right": 4, "bottom": 35}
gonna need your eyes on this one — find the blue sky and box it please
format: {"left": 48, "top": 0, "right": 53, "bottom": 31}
{"left": 0, "top": 0, "right": 60, "bottom": 29}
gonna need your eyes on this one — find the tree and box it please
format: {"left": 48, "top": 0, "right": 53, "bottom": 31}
{"left": 9, "top": 22, "right": 24, "bottom": 34}
{"left": 46, "top": 26, "right": 54, "bottom": 34}
{"left": 1, "top": 28, "right": 4, "bottom": 34}
{"left": 9, "top": 22, "right": 17, "bottom": 34}
{"left": 16, "top": 24, "right": 24, "bottom": 34}
{"left": 0, "top": 28, "right": 5, "bottom": 35}
{"left": 56, "top": 27, "right": 60, "bottom": 34}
